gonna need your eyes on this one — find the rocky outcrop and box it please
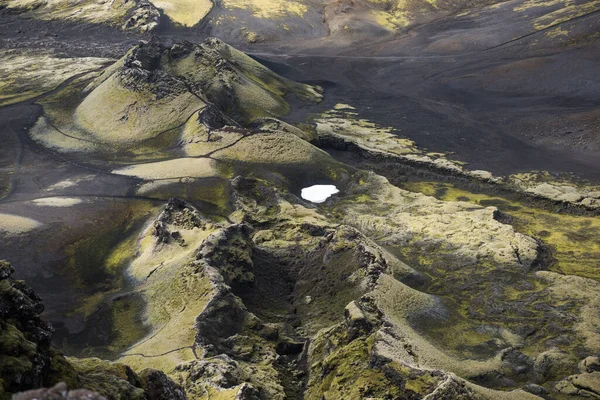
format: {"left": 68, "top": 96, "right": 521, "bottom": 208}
{"left": 0, "top": 260, "right": 55, "bottom": 396}
{"left": 9, "top": 34, "right": 600, "bottom": 400}
{"left": 13, "top": 370, "right": 187, "bottom": 400}
{"left": 196, "top": 224, "right": 255, "bottom": 287}
{"left": 112, "top": 191, "right": 424, "bottom": 398}
{"left": 138, "top": 369, "right": 187, "bottom": 400}
{"left": 118, "top": 181, "right": 543, "bottom": 398}
{"left": 315, "top": 105, "right": 499, "bottom": 182}
{"left": 556, "top": 371, "right": 600, "bottom": 398}
{"left": 13, "top": 383, "right": 106, "bottom": 400}
{"left": 122, "top": 0, "right": 161, "bottom": 33}
{"left": 579, "top": 356, "right": 600, "bottom": 373}
{"left": 507, "top": 172, "right": 600, "bottom": 210}
{"left": 248, "top": 118, "right": 316, "bottom": 142}
{"left": 306, "top": 295, "right": 540, "bottom": 400}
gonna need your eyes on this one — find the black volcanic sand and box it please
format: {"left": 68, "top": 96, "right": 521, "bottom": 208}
{"left": 248, "top": 7, "right": 600, "bottom": 178}
{"left": 0, "top": 67, "right": 161, "bottom": 357}
{"left": 270, "top": 50, "right": 600, "bottom": 179}
{"left": 1, "top": 0, "right": 600, "bottom": 359}
{"left": 0, "top": 100, "right": 158, "bottom": 358}
{"left": 2, "top": 5, "right": 600, "bottom": 177}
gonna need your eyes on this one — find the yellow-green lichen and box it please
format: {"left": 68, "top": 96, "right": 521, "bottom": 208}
{"left": 401, "top": 181, "right": 600, "bottom": 280}
{"left": 0, "top": 51, "right": 110, "bottom": 107}
{"left": 221, "top": 0, "right": 308, "bottom": 19}
{"left": 150, "top": 0, "right": 212, "bottom": 26}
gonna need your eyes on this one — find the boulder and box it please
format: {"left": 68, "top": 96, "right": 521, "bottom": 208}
{"left": 13, "top": 382, "right": 106, "bottom": 400}
{"left": 579, "top": 356, "right": 600, "bottom": 373}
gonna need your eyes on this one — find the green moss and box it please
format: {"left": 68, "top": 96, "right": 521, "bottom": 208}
{"left": 308, "top": 335, "right": 396, "bottom": 399}
{"left": 69, "top": 357, "right": 146, "bottom": 400}
{"left": 112, "top": 124, "right": 184, "bottom": 162}
{"left": 401, "top": 181, "right": 600, "bottom": 281}
{"left": 0, "top": 323, "right": 37, "bottom": 396}
{"left": 392, "top": 180, "right": 598, "bottom": 370}
{"left": 45, "top": 348, "right": 79, "bottom": 388}
{"left": 107, "top": 295, "right": 149, "bottom": 355}
{"left": 0, "top": 324, "right": 37, "bottom": 366}
{"left": 54, "top": 202, "right": 157, "bottom": 358}
{"left": 398, "top": 238, "right": 568, "bottom": 356}
{"left": 63, "top": 201, "right": 155, "bottom": 290}
{"left": 64, "top": 229, "right": 127, "bottom": 287}
{"left": 532, "top": 0, "right": 600, "bottom": 30}
{"left": 104, "top": 233, "right": 139, "bottom": 277}
{"left": 0, "top": 51, "right": 108, "bottom": 107}
{"left": 307, "top": 333, "right": 440, "bottom": 399}
{"left": 390, "top": 362, "right": 442, "bottom": 395}
{"left": 291, "top": 239, "right": 368, "bottom": 334}
{"left": 0, "top": 323, "right": 36, "bottom": 354}
{"left": 185, "top": 178, "right": 232, "bottom": 214}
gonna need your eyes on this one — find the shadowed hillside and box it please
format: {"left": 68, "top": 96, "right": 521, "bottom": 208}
{"left": 1, "top": 0, "right": 600, "bottom": 399}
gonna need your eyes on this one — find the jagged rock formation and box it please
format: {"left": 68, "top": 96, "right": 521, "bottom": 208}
{"left": 3, "top": 36, "right": 600, "bottom": 400}
{"left": 122, "top": 0, "right": 161, "bottom": 32}
{"left": 106, "top": 176, "right": 549, "bottom": 398}
{"left": 30, "top": 38, "right": 321, "bottom": 155}
{"left": 0, "top": 260, "right": 55, "bottom": 396}
{"left": 13, "top": 383, "right": 106, "bottom": 400}
{"left": 98, "top": 171, "right": 599, "bottom": 399}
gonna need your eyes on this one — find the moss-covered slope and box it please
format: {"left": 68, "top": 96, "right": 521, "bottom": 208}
{"left": 5, "top": 35, "right": 600, "bottom": 400}
{"left": 0, "top": 260, "right": 185, "bottom": 400}
{"left": 30, "top": 38, "right": 322, "bottom": 159}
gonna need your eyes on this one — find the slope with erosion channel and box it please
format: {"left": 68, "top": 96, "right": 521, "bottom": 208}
{"left": 2, "top": 37, "right": 600, "bottom": 399}
{"left": 29, "top": 37, "right": 322, "bottom": 159}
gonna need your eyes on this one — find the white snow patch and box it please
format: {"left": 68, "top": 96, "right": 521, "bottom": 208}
{"left": 301, "top": 185, "right": 339, "bottom": 204}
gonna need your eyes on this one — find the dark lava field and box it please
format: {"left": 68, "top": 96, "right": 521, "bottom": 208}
{"left": 1, "top": 0, "right": 600, "bottom": 399}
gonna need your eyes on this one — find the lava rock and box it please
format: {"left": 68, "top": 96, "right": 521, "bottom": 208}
{"left": 579, "top": 356, "right": 600, "bottom": 373}
{"left": 0, "top": 260, "right": 54, "bottom": 394}
{"left": 13, "top": 382, "right": 106, "bottom": 400}
{"left": 139, "top": 369, "right": 186, "bottom": 400}
{"left": 522, "top": 383, "right": 549, "bottom": 396}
